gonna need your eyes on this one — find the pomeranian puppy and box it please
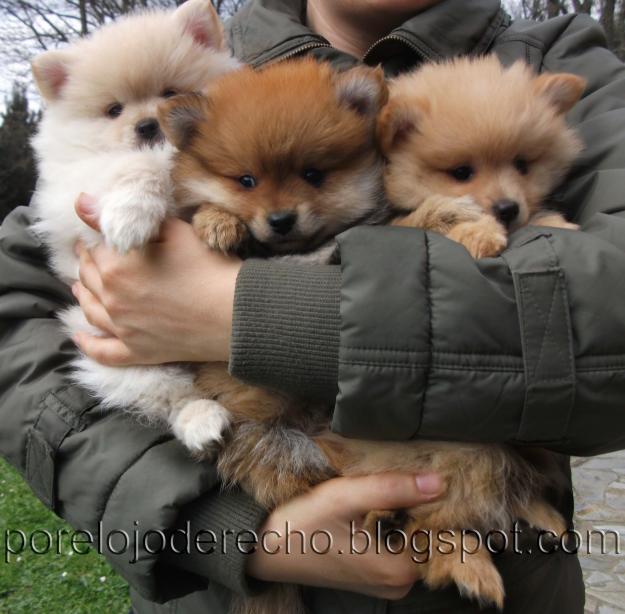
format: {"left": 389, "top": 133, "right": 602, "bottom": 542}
{"left": 31, "top": 0, "right": 239, "bottom": 451}
{"left": 316, "top": 56, "right": 586, "bottom": 609}
{"left": 158, "top": 57, "right": 389, "bottom": 614}
{"left": 381, "top": 56, "right": 583, "bottom": 255}
{"left": 160, "top": 58, "right": 388, "bottom": 260}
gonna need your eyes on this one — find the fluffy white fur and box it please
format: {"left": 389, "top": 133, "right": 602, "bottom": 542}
{"left": 31, "top": 0, "right": 239, "bottom": 453}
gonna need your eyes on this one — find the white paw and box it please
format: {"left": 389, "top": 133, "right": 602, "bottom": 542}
{"left": 173, "top": 400, "right": 231, "bottom": 454}
{"left": 99, "top": 192, "right": 168, "bottom": 254}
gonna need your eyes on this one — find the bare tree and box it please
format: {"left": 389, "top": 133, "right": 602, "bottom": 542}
{"left": 0, "top": 0, "right": 245, "bottom": 100}
{"left": 507, "top": 0, "right": 624, "bottom": 59}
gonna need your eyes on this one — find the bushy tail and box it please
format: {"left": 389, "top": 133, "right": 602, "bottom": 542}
{"left": 230, "top": 584, "right": 305, "bottom": 614}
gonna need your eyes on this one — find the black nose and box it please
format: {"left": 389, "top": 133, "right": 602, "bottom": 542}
{"left": 135, "top": 118, "right": 161, "bottom": 141}
{"left": 267, "top": 212, "right": 297, "bottom": 235}
{"left": 492, "top": 200, "right": 520, "bottom": 226}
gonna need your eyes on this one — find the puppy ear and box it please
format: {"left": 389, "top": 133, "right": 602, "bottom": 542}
{"left": 376, "top": 98, "right": 421, "bottom": 155}
{"left": 334, "top": 65, "right": 389, "bottom": 117}
{"left": 173, "top": 0, "right": 225, "bottom": 50}
{"left": 31, "top": 49, "right": 74, "bottom": 102}
{"left": 534, "top": 72, "right": 586, "bottom": 115}
{"left": 158, "top": 93, "right": 210, "bottom": 150}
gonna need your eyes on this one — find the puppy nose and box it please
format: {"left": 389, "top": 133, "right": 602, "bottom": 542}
{"left": 492, "top": 200, "right": 520, "bottom": 226}
{"left": 135, "top": 118, "right": 160, "bottom": 141}
{"left": 267, "top": 212, "right": 297, "bottom": 235}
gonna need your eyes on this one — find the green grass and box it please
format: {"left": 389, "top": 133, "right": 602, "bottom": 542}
{"left": 0, "top": 458, "right": 130, "bottom": 614}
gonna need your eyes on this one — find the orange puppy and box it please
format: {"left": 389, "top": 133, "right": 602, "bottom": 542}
{"left": 159, "top": 58, "right": 389, "bottom": 614}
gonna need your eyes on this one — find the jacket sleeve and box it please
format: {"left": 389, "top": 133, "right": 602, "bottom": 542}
{"left": 0, "top": 207, "right": 266, "bottom": 603}
{"left": 230, "top": 15, "right": 625, "bottom": 457}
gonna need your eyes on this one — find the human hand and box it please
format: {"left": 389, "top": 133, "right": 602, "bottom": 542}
{"left": 247, "top": 473, "right": 443, "bottom": 600}
{"left": 72, "top": 194, "right": 241, "bottom": 366}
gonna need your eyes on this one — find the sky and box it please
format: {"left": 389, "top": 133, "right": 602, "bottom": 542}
{"left": 0, "top": 1, "right": 528, "bottom": 115}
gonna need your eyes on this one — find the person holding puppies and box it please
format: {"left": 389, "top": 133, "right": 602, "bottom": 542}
{"left": 2, "top": 0, "right": 625, "bottom": 612}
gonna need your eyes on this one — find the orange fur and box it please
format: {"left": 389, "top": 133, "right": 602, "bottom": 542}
{"left": 195, "top": 363, "right": 334, "bottom": 509}
{"left": 380, "top": 56, "right": 585, "bottom": 256}
{"left": 159, "top": 58, "right": 388, "bottom": 254}
{"left": 315, "top": 433, "right": 567, "bottom": 609}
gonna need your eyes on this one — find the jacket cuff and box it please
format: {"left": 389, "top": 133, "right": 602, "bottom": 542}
{"left": 229, "top": 259, "right": 341, "bottom": 400}
{"left": 165, "top": 488, "right": 268, "bottom": 596}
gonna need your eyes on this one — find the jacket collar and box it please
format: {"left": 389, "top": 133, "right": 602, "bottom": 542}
{"left": 226, "top": 0, "right": 509, "bottom": 68}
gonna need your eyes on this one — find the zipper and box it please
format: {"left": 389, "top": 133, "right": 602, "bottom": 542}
{"left": 279, "top": 41, "right": 332, "bottom": 62}
{"left": 254, "top": 40, "right": 332, "bottom": 68}
{"left": 362, "top": 33, "right": 439, "bottom": 65}
{"left": 259, "top": 34, "right": 437, "bottom": 68}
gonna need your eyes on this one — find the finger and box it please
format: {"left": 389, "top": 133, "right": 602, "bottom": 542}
{"left": 73, "top": 332, "right": 134, "bottom": 367}
{"left": 88, "top": 239, "right": 145, "bottom": 271}
{"left": 72, "top": 282, "right": 117, "bottom": 337}
{"left": 78, "top": 246, "right": 105, "bottom": 299}
{"left": 328, "top": 473, "right": 444, "bottom": 518}
{"left": 75, "top": 193, "right": 101, "bottom": 232}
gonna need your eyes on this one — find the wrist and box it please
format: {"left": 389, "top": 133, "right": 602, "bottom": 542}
{"left": 245, "top": 512, "right": 284, "bottom": 581}
{"left": 214, "top": 257, "right": 241, "bottom": 362}
{"left": 195, "top": 253, "right": 241, "bottom": 363}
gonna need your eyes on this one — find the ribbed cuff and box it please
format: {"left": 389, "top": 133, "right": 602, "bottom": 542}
{"left": 165, "top": 489, "right": 268, "bottom": 596}
{"left": 229, "top": 259, "right": 341, "bottom": 401}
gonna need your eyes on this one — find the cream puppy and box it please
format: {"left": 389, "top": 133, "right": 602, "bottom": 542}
{"left": 31, "top": 0, "right": 239, "bottom": 452}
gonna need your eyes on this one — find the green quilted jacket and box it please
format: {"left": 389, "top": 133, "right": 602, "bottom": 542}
{"left": 2, "top": 0, "right": 625, "bottom": 612}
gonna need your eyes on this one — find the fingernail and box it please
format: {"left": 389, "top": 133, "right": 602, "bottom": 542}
{"left": 71, "top": 282, "right": 79, "bottom": 297}
{"left": 74, "top": 241, "right": 83, "bottom": 256}
{"left": 416, "top": 474, "right": 443, "bottom": 496}
{"left": 71, "top": 334, "right": 80, "bottom": 346}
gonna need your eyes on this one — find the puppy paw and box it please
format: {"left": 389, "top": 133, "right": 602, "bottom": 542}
{"left": 172, "top": 399, "right": 231, "bottom": 459}
{"left": 529, "top": 212, "right": 579, "bottom": 231}
{"left": 425, "top": 542, "right": 505, "bottom": 610}
{"left": 393, "top": 195, "right": 484, "bottom": 234}
{"left": 100, "top": 191, "right": 168, "bottom": 253}
{"left": 447, "top": 217, "right": 508, "bottom": 258}
{"left": 450, "top": 559, "right": 505, "bottom": 610}
{"left": 445, "top": 196, "right": 485, "bottom": 223}
{"left": 193, "top": 207, "right": 248, "bottom": 253}
{"left": 363, "top": 509, "right": 411, "bottom": 537}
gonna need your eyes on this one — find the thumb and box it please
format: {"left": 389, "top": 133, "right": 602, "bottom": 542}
{"left": 75, "top": 193, "right": 101, "bottom": 232}
{"left": 331, "top": 473, "right": 444, "bottom": 519}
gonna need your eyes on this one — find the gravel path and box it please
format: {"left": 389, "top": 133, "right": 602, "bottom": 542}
{"left": 572, "top": 451, "right": 625, "bottom": 613}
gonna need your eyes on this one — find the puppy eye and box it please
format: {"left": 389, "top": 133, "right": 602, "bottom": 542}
{"left": 162, "top": 89, "right": 178, "bottom": 99}
{"left": 448, "top": 165, "right": 475, "bottom": 182}
{"left": 106, "top": 103, "right": 123, "bottom": 119}
{"left": 238, "top": 175, "right": 257, "bottom": 189}
{"left": 302, "top": 168, "right": 326, "bottom": 188}
{"left": 514, "top": 157, "right": 530, "bottom": 176}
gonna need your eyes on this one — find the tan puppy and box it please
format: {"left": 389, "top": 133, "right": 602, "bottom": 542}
{"left": 380, "top": 55, "right": 584, "bottom": 256}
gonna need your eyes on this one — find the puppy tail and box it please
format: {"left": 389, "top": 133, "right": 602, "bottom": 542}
{"left": 230, "top": 584, "right": 306, "bottom": 614}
